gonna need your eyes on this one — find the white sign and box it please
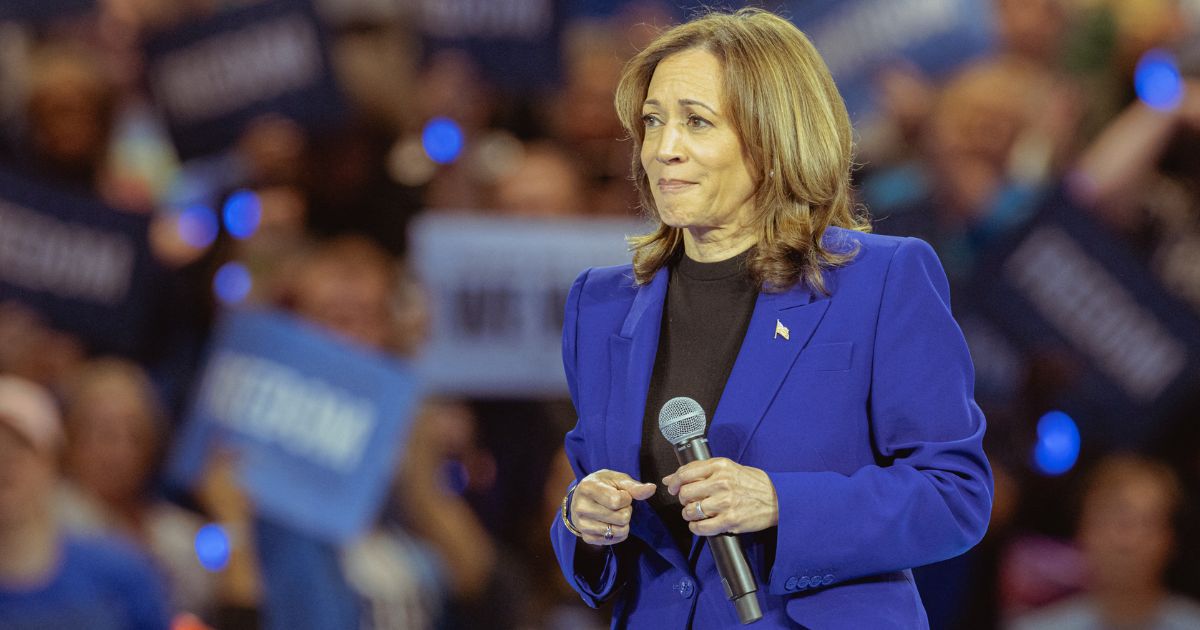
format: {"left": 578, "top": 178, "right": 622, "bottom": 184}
{"left": 410, "top": 213, "right": 646, "bottom": 396}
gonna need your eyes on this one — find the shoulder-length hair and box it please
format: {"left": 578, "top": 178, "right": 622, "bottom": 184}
{"left": 615, "top": 8, "right": 869, "bottom": 294}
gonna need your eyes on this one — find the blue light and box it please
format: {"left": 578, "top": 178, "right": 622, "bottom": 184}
{"left": 1033, "top": 410, "right": 1081, "bottom": 476}
{"left": 177, "top": 204, "right": 218, "bottom": 249}
{"left": 1135, "top": 49, "right": 1184, "bottom": 111}
{"left": 442, "top": 460, "right": 470, "bottom": 495}
{"left": 213, "top": 261, "right": 252, "bottom": 305}
{"left": 222, "top": 190, "right": 262, "bottom": 240}
{"left": 195, "top": 524, "right": 230, "bottom": 571}
{"left": 422, "top": 117, "right": 464, "bottom": 164}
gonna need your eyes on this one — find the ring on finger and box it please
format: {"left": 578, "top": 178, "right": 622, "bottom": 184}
{"left": 604, "top": 524, "right": 614, "bottom": 541}
{"left": 695, "top": 502, "right": 706, "bottom": 520}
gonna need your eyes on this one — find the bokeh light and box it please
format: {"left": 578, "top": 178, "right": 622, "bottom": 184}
{"left": 422, "top": 117, "right": 465, "bottom": 164}
{"left": 1033, "top": 410, "right": 1081, "bottom": 476}
{"left": 213, "top": 261, "right": 252, "bottom": 305}
{"left": 176, "top": 204, "right": 219, "bottom": 249}
{"left": 222, "top": 189, "right": 262, "bottom": 240}
{"left": 443, "top": 460, "right": 469, "bottom": 495}
{"left": 1135, "top": 49, "right": 1184, "bottom": 111}
{"left": 194, "top": 524, "right": 230, "bottom": 572}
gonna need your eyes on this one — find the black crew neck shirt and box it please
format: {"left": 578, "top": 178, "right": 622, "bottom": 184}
{"left": 640, "top": 248, "right": 759, "bottom": 554}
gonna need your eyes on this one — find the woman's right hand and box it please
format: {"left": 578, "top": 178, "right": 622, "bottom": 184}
{"left": 569, "top": 470, "right": 656, "bottom": 546}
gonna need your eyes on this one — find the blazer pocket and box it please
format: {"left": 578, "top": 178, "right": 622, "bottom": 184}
{"left": 798, "top": 341, "right": 853, "bottom": 371}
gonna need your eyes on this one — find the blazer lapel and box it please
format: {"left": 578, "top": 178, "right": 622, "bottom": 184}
{"left": 605, "top": 267, "right": 667, "bottom": 478}
{"left": 604, "top": 268, "right": 691, "bottom": 572}
{"left": 707, "top": 284, "right": 832, "bottom": 462}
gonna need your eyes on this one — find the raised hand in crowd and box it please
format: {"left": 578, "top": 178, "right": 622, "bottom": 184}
{"left": 395, "top": 400, "right": 497, "bottom": 600}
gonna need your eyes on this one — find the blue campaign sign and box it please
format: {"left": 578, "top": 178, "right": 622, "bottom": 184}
{"left": 0, "top": 0, "right": 95, "bottom": 21}
{"left": 0, "top": 169, "right": 156, "bottom": 355}
{"left": 168, "top": 309, "right": 420, "bottom": 543}
{"left": 779, "top": 0, "right": 996, "bottom": 121}
{"left": 969, "top": 193, "right": 1200, "bottom": 447}
{"left": 142, "top": 0, "right": 345, "bottom": 160}
{"left": 414, "top": 0, "right": 565, "bottom": 90}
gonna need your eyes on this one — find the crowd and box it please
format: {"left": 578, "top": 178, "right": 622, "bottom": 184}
{"left": 0, "top": 0, "right": 1198, "bottom": 629}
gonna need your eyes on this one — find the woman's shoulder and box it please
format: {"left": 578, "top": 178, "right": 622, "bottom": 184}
{"left": 823, "top": 225, "right": 911, "bottom": 255}
{"left": 825, "top": 226, "right": 941, "bottom": 268}
{"left": 821, "top": 228, "right": 947, "bottom": 299}
{"left": 571, "top": 263, "right": 639, "bottom": 298}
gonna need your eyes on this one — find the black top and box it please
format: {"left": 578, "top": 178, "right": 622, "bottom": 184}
{"left": 640, "top": 248, "right": 759, "bottom": 554}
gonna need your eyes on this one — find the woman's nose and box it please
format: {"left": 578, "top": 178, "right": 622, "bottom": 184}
{"left": 652, "top": 125, "right": 685, "bottom": 165}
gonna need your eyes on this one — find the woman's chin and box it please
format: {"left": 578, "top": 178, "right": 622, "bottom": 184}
{"left": 656, "top": 208, "right": 693, "bottom": 229}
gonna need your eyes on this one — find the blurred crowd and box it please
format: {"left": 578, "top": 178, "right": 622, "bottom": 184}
{"left": 0, "top": 0, "right": 1199, "bottom": 629}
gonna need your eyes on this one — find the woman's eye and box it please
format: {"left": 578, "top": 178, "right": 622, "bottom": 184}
{"left": 687, "top": 114, "right": 711, "bottom": 128}
{"left": 641, "top": 113, "right": 661, "bottom": 127}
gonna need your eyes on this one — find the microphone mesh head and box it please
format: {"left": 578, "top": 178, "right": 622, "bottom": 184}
{"left": 658, "top": 397, "right": 706, "bottom": 446}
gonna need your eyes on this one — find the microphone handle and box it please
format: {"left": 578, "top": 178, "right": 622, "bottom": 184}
{"left": 674, "top": 438, "right": 763, "bottom": 624}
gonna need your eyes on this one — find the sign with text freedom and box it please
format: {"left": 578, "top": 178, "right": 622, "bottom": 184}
{"left": 971, "top": 197, "right": 1200, "bottom": 446}
{"left": 0, "top": 169, "right": 155, "bottom": 355}
{"left": 169, "top": 309, "right": 418, "bottom": 543}
{"left": 142, "top": 0, "right": 344, "bottom": 160}
{"left": 411, "top": 213, "right": 645, "bottom": 396}
{"left": 411, "top": 0, "right": 564, "bottom": 89}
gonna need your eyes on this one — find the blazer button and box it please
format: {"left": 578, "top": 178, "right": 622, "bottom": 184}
{"left": 784, "top": 576, "right": 798, "bottom": 591}
{"left": 797, "top": 576, "right": 811, "bottom": 589}
{"left": 678, "top": 577, "right": 695, "bottom": 599}
{"left": 823, "top": 574, "right": 835, "bottom": 586}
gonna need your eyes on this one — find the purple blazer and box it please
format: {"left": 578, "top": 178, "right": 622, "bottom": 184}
{"left": 549, "top": 228, "right": 993, "bottom": 629}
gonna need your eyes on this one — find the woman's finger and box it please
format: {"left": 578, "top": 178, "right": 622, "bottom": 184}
{"left": 681, "top": 500, "right": 716, "bottom": 523}
{"left": 689, "top": 512, "right": 733, "bottom": 537}
{"left": 676, "top": 475, "right": 732, "bottom": 506}
{"left": 576, "top": 478, "right": 631, "bottom": 511}
{"left": 580, "top": 520, "right": 630, "bottom": 546}
{"left": 664, "top": 458, "right": 734, "bottom": 494}
{"left": 573, "top": 496, "right": 633, "bottom": 526}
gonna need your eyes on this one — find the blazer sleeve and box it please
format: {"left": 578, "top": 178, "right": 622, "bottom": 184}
{"left": 548, "top": 268, "right": 629, "bottom": 607}
{"left": 763, "top": 237, "right": 993, "bottom": 594}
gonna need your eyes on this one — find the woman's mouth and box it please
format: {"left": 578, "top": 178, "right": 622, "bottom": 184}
{"left": 657, "top": 179, "right": 696, "bottom": 193}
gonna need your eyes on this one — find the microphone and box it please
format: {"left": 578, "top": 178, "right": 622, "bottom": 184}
{"left": 659, "top": 397, "right": 762, "bottom": 624}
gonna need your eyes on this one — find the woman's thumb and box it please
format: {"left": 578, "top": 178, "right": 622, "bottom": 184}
{"left": 618, "top": 478, "right": 657, "bottom": 500}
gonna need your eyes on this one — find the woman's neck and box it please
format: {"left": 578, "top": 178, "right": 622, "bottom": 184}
{"left": 681, "top": 225, "right": 757, "bottom": 262}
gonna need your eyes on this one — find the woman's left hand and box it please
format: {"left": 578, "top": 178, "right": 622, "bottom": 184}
{"left": 663, "top": 458, "right": 779, "bottom": 536}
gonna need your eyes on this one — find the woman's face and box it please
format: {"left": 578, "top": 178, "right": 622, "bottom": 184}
{"left": 67, "top": 383, "right": 156, "bottom": 504}
{"left": 640, "top": 48, "right": 756, "bottom": 247}
{"left": 293, "top": 261, "right": 393, "bottom": 350}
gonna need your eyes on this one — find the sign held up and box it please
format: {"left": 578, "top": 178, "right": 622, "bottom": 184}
{"left": 143, "top": 0, "right": 345, "bottom": 160}
{"left": 410, "top": 213, "right": 645, "bottom": 396}
{"left": 970, "top": 195, "right": 1200, "bottom": 446}
{"left": 168, "top": 309, "right": 419, "bottom": 543}
{"left": 0, "top": 169, "right": 156, "bottom": 355}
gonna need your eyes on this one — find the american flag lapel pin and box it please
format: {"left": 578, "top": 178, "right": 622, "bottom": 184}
{"left": 774, "top": 319, "right": 790, "bottom": 340}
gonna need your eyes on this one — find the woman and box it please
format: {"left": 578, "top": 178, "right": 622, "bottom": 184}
{"left": 56, "top": 358, "right": 225, "bottom": 619}
{"left": 550, "top": 9, "right": 992, "bottom": 629}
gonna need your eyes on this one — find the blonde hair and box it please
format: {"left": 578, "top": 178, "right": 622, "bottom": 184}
{"left": 615, "top": 8, "right": 869, "bottom": 293}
